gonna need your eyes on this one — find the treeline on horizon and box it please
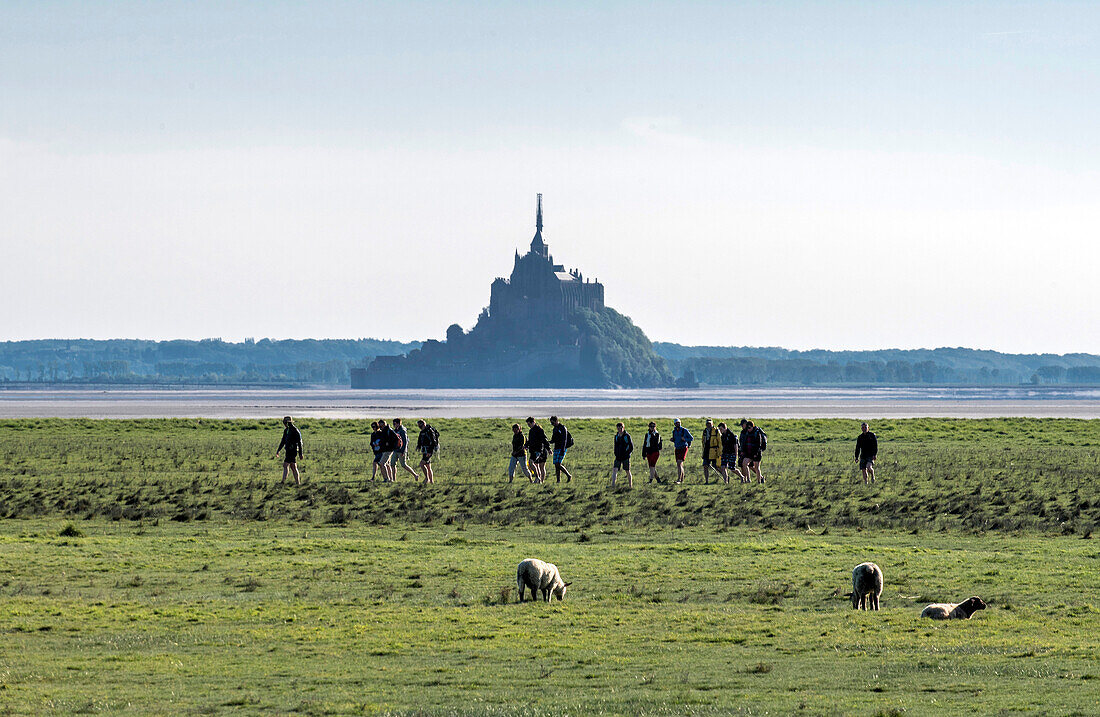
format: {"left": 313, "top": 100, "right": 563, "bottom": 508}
{"left": 2, "top": 338, "right": 1099, "bottom": 386}
{"left": 655, "top": 343, "right": 1100, "bottom": 387}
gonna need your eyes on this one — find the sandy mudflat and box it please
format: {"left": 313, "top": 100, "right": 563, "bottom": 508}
{"left": 1, "top": 387, "right": 1097, "bottom": 419}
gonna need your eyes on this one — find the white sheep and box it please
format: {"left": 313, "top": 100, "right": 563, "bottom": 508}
{"left": 516, "top": 558, "right": 571, "bottom": 602}
{"left": 921, "top": 596, "right": 987, "bottom": 620}
{"left": 851, "top": 562, "right": 883, "bottom": 610}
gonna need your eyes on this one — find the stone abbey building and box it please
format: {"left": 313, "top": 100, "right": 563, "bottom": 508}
{"left": 352, "top": 196, "right": 671, "bottom": 388}
{"left": 488, "top": 194, "right": 605, "bottom": 323}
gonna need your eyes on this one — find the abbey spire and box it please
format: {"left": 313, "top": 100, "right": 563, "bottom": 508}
{"left": 530, "top": 193, "right": 548, "bottom": 259}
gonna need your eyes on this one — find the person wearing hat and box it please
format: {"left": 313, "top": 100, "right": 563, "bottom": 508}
{"left": 671, "top": 418, "right": 693, "bottom": 484}
{"left": 275, "top": 416, "right": 304, "bottom": 485}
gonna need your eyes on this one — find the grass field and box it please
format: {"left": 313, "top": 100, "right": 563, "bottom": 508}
{"left": 1, "top": 418, "right": 1099, "bottom": 715}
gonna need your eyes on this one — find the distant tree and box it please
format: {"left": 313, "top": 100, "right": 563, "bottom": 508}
{"left": 1036, "top": 365, "right": 1066, "bottom": 384}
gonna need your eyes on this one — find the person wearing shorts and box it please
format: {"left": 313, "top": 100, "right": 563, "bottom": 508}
{"left": 611, "top": 422, "right": 633, "bottom": 488}
{"left": 671, "top": 419, "right": 693, "bottom": 484}
{"left": 549, "top": 415, "right": 573, "bottom": 483}
{"left": 275, "top": 416, "right": 304, "bottom": 486}
{"left": 700, "top": 419, "right": 721, "bottom": 484}
{"left": 376, "top": 419, "right": 398, "bottom": 481}
{"left": 855, "top": 422, "right": 878, "bottom": 484}
{"left": 641, "top": 422, "right": 663, "bottom": 483}
{"left": 389, "top": 418, "right": 420, "bottom": 479}
{"left": 416, "top": 419, "right": 438, "bottom": 484}
{"left": 739, "top": 419, "right": 766, "bottom": 484}
{"left": 717, "top": 422, "right": 745, "bottom": 483}
{"left": 508, "top": 423, "right": 534, "bottom": 482}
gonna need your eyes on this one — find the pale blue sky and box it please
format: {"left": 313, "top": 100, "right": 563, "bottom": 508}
{"left": 2, "top": 1, "right": 1098, "bottom": 351}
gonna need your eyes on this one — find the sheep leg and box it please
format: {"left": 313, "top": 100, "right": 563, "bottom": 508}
{"left": 517, "top": 581, "right": 525, "bottom": 603}
{"left": 871, "top": 594, "right": 879, "bottom": 611}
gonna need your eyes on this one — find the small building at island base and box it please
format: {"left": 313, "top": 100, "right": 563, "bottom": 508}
{"left": 352, "top": 195, "right": 673, "bottom": 389}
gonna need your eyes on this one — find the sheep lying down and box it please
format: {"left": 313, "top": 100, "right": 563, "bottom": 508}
{"left": 517, "top": 558, "right": 571, "bottom": 602}
{"left": 921, "top": 596, "right": 987, "bottom": 619}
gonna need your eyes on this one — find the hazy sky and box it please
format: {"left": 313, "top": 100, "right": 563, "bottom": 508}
{"left": 2, "top": 1, "right": 1098, "bottom": 352}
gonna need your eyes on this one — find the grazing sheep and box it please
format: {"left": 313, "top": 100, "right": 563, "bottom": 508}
{"left": 516, "top": 558, "right": 571, "bottom": 603}
{"left": 851, "top": 562, "right": 883, "bottom": 610}
{"left": 921, "top": 596, "right": 987, "bottom": 620}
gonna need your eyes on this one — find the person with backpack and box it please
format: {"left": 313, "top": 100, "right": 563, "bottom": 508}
{"left": 642, "top": 421, "right": 663, "bottom": 484}
{"left": 611, "top": 422, "right": 633, "bottom": 488}
{"left": 389, "top": 418, "right": 419, "bottom": 480}
{"left": 855, "top": 422, "right": 878, "bottom": 484}
{"left": 508, "top": 423, "right": 534, "bottom": 482}
{"left": 548, "top": 415, "right": 574, "bottom": 483}
{"left": 525, "top": 417, "right": 549, "bottom": 483}
{"left": 376, "top": 419, "right": 400, "bottom": 482}
{"left": 739, "top": 419, "right": 767, "bottom": 484}
{"left": 718, "top": 422, "right": 746, "bottom": 483}
{"left": 275, "top": 416, "right": 304, "bottom": 486}
{"left": 671, "top": 418, "right": 693, "bottom": 484}
{"left": 701, "top": 419, "right": 721, "bottom": 484}
{"left": 369, "top": 421, "right": 383, "bottom": 481}
{"left": 415, "top": 419, "right": 439, "bottom": 484}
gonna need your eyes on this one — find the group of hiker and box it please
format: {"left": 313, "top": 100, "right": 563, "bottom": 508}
{"left": 275, "top": 415, "right": 440, "bottom": 485}
{"left": 276, "top": 415, "right": 880, "bottom": 488}
{"left": 509, "top": 416, "right": 574, "bottom": 483}
{"left": 602, "top": 418, "right": 770, "bottom": 488}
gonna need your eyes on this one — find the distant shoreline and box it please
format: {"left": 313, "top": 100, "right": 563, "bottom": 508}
{"left": 2, "top": 386, "right": 1098, "bottom": 419}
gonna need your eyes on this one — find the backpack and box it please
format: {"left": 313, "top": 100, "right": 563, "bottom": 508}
{"left": 565, "top": 429, "right": 574, "bottom": 449}
{"left": 757, "top": 428, "right": 768, "bottom": 451}
{"left": 429, "top": 425, "right": 441, "bottom": 451}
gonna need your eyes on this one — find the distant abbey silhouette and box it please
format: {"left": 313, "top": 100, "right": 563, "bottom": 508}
{"left": 489, "top": 194, "right": 605, "bottom": 322}
{"left": 352, "top": 195, "right": 672, "bottom": 388}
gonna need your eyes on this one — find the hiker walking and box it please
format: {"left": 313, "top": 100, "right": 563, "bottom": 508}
{"left": 611, "top": 422, "right": 633, "bottom": 488}
{"left": 642, "top": 422, "right": 663, "bottom": 484}
{"left": 701, "top": 419, "right": 721, "bottom": 484}
{"left": 389, "top": 418, "right": 420, "bottom": 480}
{"left": 369, "top": 421, "right": 383, "bottom": 481}
{"left": 548, "top": 415, "right": 574, "bottom": 483}
{"left": 275, "top": 416, "right": 304, "bottom": 485}
{"left": 525, "top": 417, "right": 549, "bottom": 483}
{"left": 718, "top": 422, "right": 746, "bottom": 483}
{"left": 671, "top": 418, "right": 693, "bottom": 484}
{"left": 739, "top": 419, "right": 767, "bottom": 483}
{"left": 415, "top": 419, "right": 439, "bottom": 484}
{"left": 855, "top": 422, "right": 878, "bottom": 484}
{"left": 508, "top": 423, "right": 534, "bottom": 482}
{"left": 376, "top": 419, "right": 399, "bottom": 482}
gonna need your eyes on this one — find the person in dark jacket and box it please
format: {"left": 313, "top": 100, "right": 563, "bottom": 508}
{"left": 642, "top": 422, "right": 663, "bottom": 484}
{"left": 548, "top": 415, "right": 573, "bottom": 483}
{"left": 525, "top": 417, "right": 549, "bottom": 483}
{"left": 377, "top": 419, "right": 400, "bottom": 482}
{"left": 275, "top": 416, "right": 304, "bottom": 485}
{"left": 739, "top": 419, "right": 766, "bottom": 484}
{"left": 369, "top": 421, "right": 383, "bottom": 481}
{"left": 611, "top": 422, "right": 633, "bottom": 488}
{"left": 855, "top": 422, "right": 878, "bottom": 484}
{"left": 508, "top": 423, "right": 534, "bottom": 482}
{"left": 415, "top": 419, "right": 439, "bottom": 484}
{"left": 718, "top": 422, "right": 746, "bottom": 484}
{"left": 389, "top": 418, "right": 419, "bottom": 480}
